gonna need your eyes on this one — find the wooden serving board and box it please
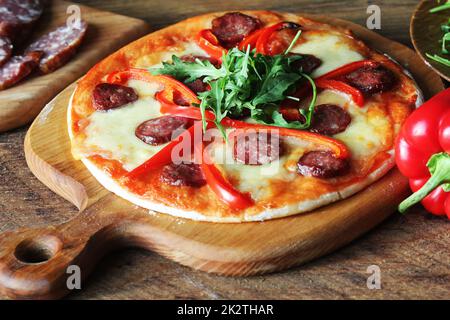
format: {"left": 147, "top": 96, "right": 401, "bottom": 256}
{"left": 0, "top": 14, "right": 444, "bottom": 300}
{"left": 0, "top": 0, "right": 150, "bottom": 132}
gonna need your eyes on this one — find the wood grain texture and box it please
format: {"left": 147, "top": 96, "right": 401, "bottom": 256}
{"left": 0, "top": 0, "right": 449, "bottom": 300}
{"left": 73, "top": 0, "right": 419, "bottom": 47}
{"left": 0, "top": 0, "right": 150, "bottom": 133}
{"left": 411, "top": 0, "right": 450, "bottom": 81}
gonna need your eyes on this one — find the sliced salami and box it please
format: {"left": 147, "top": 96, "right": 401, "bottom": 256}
{"left": 310, "top": 104, "right": 351, "bottom": 136}
{"left": 0, "top": 50, "right": 41, "bottom": 90}
{"left": 0, "top": 0, "right": 43, "bottom": 43}
{"left": 0, "top": 36, "right": 12, "bottom": 66}
{"left": 135, "top": 116, "right": 193, "bottom": 146}
{"left": 297, "top": 150, "right": 349, "bottom": 178}
{"left": 344, "top": 65, "right": 396, "bottom": 94}
{"left": 291, "top": 54, "right": 322, "bottom": 74}
{"left": 184, "top": 78, "right": 208, "bottom": 94}
{"left": 233, "top": 132, "right": 284, "bottom": 165}
{"left": 211, "top": 12, "right": 261, "bottom": 48}
{"left": 26, "top": 20, "right": 88, "bottom": 74}
{"left": 92, "top": 83, "right": 138, "bottom": 111}
{"left": 160, "top": 163, "right": 206, "bottom": 187}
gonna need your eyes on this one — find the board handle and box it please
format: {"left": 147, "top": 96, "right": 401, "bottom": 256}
{"left": 0, "top": 210, "right": 127, "bottom": 300}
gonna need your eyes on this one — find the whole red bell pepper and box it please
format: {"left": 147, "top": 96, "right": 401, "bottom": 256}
{"left": 396, "top": 88, "right": 450, "bottom": 218}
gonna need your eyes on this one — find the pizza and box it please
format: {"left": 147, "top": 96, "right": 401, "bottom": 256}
{"left": 68, "top": 11, "right": 420, "bottom": 222}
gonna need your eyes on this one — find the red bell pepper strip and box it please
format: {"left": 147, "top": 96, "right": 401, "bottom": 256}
{"left": 105, "top": 68, "right": 157, "bottom": 84}
{"left": 255, "top": 22, "right": 300, "bottom": 55}
{"left": 316, "top": 60, "right": 379, "bottom": 81}
{"left": 227, "top": 121, "right": 349, "bottom": 159}
{"left": 194, "top": 137, "right": 254, "bottom": 210}
{"left": 396, "top": 88, "right": 450, "bottom": 218}
{"left": 278, "top": 60, "right": 379, "bottom": 113}
{"left": 126, "top": 123, "right": 197, "bottom": 180}
{"left": 103, "top": 69, "right": 198, "bottom": 179}
{"left": 195, "top": 29, "right": 227, "bottom": 62}
{"left": 105, "top": 68, "right": 200, "bottom": 107}
{"left": 315, "top": 78, "right": 365, "bottom": 107}
{"left": 159, "top": 103, "right": 349, "bottom": 159}
{"left": 158, "top": 93, "right": 213, "bottom": 120}
{"left": 238, "top": 28, "right": 264, "bottom": 51}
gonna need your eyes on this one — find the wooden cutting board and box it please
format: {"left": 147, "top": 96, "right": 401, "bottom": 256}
{"left": 0, "top": 0, "right": 150, "bottom": 132}
{"left": 0, "top": 14, "right": 444, "bottom": 300}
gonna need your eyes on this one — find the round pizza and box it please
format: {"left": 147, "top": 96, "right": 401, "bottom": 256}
{"left": 68, "top": 11, "right": 420, "bottom": 222}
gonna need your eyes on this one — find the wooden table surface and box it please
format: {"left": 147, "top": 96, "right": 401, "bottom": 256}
{"left": 1, "top": 0, "right": 449, "bottom": 300}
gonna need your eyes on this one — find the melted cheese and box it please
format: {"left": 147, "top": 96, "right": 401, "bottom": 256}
{"left": 291, "top": 31, "right": 364, "bottom": 77}
{"left": 146, "top": 42, "right": 208, "bottom": 69}
{"left": 81, "top": 42, "right": 207, "bottom": 171}
{"left": 83, "top": 80, "right": 165, "bottom": 171}
{"left": 312, "top": 90, "right": 390, "bottom": 159}
{"left": 207, "top": 90, "right": 390, "bottom": 199}
{"left": 209, "top": 138, "right": 296, "bottom": 200}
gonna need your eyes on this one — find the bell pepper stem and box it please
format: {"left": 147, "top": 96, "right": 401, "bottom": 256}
{"left": 398, "top": 152, "right": 450, "bottom": 213}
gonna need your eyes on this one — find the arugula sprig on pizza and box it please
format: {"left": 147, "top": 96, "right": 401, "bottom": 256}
{"left": 69, "top": 11, "right": 419, "bottom": 222}
{"left": 152, "top": 37, "right": 317, "bottom": 136}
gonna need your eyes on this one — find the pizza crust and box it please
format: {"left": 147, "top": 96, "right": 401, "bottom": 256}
{"left": 79, "top": 148, "right": 395, "bottom": 223}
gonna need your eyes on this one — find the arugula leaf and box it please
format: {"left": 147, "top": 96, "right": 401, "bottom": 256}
{"left": 252, "top": 55, "right": 301, "bottom": 105}
{"left": 151, "top": 55, "right": 226, "bottom": 83}
{"left": 252, "top": 73, "right": 317, "bottom": 129}
{"left": 430, "top": 0, "right": 450, "bottom": 13}
{"left": 426, "top": 53, "right": 450, "bottom": 66}
{"left": 150, "top": 31, "right": 317, "bottom": 138}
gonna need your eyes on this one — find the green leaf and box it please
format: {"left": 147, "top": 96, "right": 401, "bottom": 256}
{"left": 151, "top": 55, "right": 226, "bottom": 82}
{"left": 252, "top": 72, "right": 317, "bottom": 129}
{"left": 399, "top": 152, "right": 450, "bottom": 213}
{"left": 426, "top": 53, "right": 450, "bottom": 67}
{"left": 442, "top": 33, "right": 450, "bottom": 54}
{"left": 430, "top": 1, "right": 450, "bottom": 13}
{"left": 150, "top": 30, "right": 319, "bottom": 139}
{"left": 284, "top": 30, "right": 302, "bottom": 54}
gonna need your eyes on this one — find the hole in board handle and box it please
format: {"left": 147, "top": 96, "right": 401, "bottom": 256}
{"left": 14, "top": 235, "right": 62, "bottom": 264}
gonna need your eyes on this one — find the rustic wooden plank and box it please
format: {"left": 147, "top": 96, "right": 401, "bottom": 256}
{"left": 73, "top": 0, "right": 419, "bottom": 46}
{"left": 0, "top": 0, "right": 449, "bottom": 300}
